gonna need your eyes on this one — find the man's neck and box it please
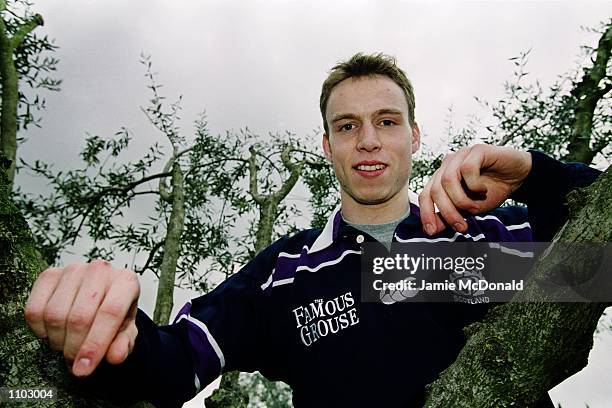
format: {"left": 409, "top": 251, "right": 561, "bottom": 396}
{"left": 340, "top": 188, "right": 411, "bottom": 225}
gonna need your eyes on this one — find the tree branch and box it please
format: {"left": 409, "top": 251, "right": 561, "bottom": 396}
{"left": 131, "top": 190, "right": 159, "bottom": 197}
{"left": 154, "top": 162, "right": 185, "bottom": 324}
{"left": 4, "top": 7, "right": 21, "bottom": 20}
{"left": 185, "top": 157, "right": 246, "bottom": 178}
{"left": 158, "top": 156, "right": 174, "bottom": 203}
{"left": 66, "top": 183, "right": 164, "bottom": 246}
{"left": 255, "top": 149, "right": 283, "bottom": 178}
{"left": 248, "top": 147, "right": 265, "bottom": 205}
{"left": 80, "top": 169, "right": 170, "bottom": 203}
{"left": 69, "top": 199, "right": 97, "bottom": 245}
{"left": 249, "top": 146, "right": 305, "bottom": 253}
{"left": 499, "top": 113, "right": 536, "bottom": 146}
{"left": 175, "top": 145, "right": 194, "bottom": 160}
{"left": 135, "top": 240, "right": 164, "bottom": 277}
{"left": 271, "top": 145, "right": 304, "bottom": 202}
{"left": 288, "top": 148, "right": 327, "bottom": 161}
{"left": 11, "top": 14, "right": 44, "bottom": 49}
{"left": 424, "top": 167, "right": 612, "bottom": 406}
{"left": 564, "top": 21, "right": 612, "bottom": 164}
{"left": 123, "top": 171, "right": 172, "bottom": 192}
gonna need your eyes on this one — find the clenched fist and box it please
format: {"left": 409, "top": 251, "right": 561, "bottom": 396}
{"left": 24, "top": 260, "right": 140, "bottom": 377}
{"left": 418, "top": 145, "right": 532, "bottom": 235}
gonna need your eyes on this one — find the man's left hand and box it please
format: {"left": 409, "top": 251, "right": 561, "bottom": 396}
{"left": 418, "top": 145, "right": 532, "bottom": 236}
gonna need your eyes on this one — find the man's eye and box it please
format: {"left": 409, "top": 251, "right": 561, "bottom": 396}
{"left": 340, "top": 123, "right": 355, "bottom": 131}
{"left": 380, "top": 119, "right": 395, "bottom": 126}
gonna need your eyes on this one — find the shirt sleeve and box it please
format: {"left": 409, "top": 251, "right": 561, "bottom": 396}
{"left": 510, "top": 150, "right": 602, "bottom": 241}
{"left": 85, "top": 237, "right": 287, "bottom": 408}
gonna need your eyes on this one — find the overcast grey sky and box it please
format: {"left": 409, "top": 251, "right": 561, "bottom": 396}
{"left": 15, "top": 1, "right": 612, "bottom": 406}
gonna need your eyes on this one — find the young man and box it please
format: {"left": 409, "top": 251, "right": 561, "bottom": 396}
{"left": 25, "top": 53, "right": 599, "bottom": 407}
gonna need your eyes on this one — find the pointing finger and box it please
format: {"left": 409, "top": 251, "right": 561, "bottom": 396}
{"left": 419, "top": 171, "right": 447, "bottom": 235}
{"left": 430, "top": 168, "right": 467, "bottom": 232}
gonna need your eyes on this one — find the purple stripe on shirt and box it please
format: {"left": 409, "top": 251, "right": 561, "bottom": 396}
{"left": 396, "top": 205, "right": 532, "bottom": 243}
{"left": 507, "top": 226, "right": 533, "bottom": 241}
{"left": 270, "top": 241, "right": 358, "bottom": 286}
{"left": 331, "top": 209, "right": 343, "bottom": 241}
{"left": 274, "top": 256, "right": 303, "bottom": 281}
{"left": 409, "top": 203, "right": 421, "bottom": 218}
{"left": 181, "top": 318, "right": 222, "bottom": 387}
{"left": 469, "top": 217, "right": 532, "bottom": 242}
{"left": 174, "top": 302, "right": 192, "bottom": 323}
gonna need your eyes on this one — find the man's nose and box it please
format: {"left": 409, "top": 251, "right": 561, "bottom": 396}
{"left": 357, "top": 122, "right": 381, "bottom": 152}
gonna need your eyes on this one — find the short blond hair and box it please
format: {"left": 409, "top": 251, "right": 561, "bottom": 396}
{"left": 320, "top": 52, "right": 416, "bottom": 133}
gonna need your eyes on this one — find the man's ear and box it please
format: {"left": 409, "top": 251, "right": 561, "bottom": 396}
{"left": 411, "top": 122, "right": 421, "bottom": 154}
{"left": 322, "top": 132, "right": 332, "bottom": 161}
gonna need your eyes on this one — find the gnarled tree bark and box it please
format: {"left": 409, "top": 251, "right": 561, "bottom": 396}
{"left": 563, "top": 22, "right": 612, "bottom": 164}
{"left": 424, "top": 166, "right": 611, "bottom": 407}
{"left": 0, "top": 156, "right": 128, "bottom": 407}
{"left": 0, "top": 1, "right": 44, "bottom": 190}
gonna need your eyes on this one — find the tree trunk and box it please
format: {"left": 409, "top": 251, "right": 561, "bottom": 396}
{"left": 0, "top": 2, "right": 44, "bottom": 190}
{"left": 207, "top": 149, "right": 303, "bottom": 407}
{"left": 424, "top": 166, "right": 611, "bottom": 407}
{"left": 205, "top": 371, "right": 248, "bottom": 408}
{"left": 0, "top": 155, "right": 125, "bottom": 407}
{"left": 253, "top": 200, "right": 279, "bottom": 253}
{"left": 563, "top": 22, "right": 612, "bottom": 164}
{"left": 153, "top": 161, "right": 185, "bottom": 325}
{"left": 0, "top": 6, "right": 19, "bottom": 190}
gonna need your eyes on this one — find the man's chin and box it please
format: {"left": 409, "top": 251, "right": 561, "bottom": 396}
{"left": 341, "top": 185, "right": 400, "bottom": 206}
{"left": 351, "top": 194, "right": 391, "bottom": 206}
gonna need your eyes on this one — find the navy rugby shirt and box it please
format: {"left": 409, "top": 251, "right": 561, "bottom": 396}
{"left": 90, "top": 151, "right": 600, "bottom": 407}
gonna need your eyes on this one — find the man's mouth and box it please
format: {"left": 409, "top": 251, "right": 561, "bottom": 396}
{"left": 356, "top": 163, "right": 386, "bottom": 171}
{"left": 353, "top": 162, "right": 387, "bottom": 177}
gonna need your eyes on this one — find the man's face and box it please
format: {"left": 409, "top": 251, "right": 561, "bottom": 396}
{"left": 323, "top": 75, "right": 420, "bottom": 208}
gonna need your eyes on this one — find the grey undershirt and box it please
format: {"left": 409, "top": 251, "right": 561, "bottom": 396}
{"left": 344, "top": 208, "right": 410, "bottom": 250}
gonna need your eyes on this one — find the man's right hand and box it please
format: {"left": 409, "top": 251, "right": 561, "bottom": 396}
{"left": 24, "top": 260, "right": 140, "bottom": 377}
